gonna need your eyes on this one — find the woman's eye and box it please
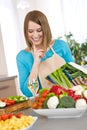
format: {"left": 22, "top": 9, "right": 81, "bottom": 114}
{"left": 28, "top": 28, "right": 42, "bottom": 33}
{"left": 28, "top": 30, "right": 33, "bottom": 33}
{"left": 37, "top": 29, "right": 42, "bottom": 32}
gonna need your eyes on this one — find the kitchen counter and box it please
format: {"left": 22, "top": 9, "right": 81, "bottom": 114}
{"left": 23, "top": 108, "right": 87, "bottom": 130}
{"left": 0, "top": 75, "right": 17, "bottom": 81}
{"left": 0, "top": 75, "right": 18, "bottom": 97}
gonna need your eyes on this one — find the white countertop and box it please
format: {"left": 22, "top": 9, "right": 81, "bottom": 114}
{"left": 23, "top": 108, "right": 87, "bottom": 130}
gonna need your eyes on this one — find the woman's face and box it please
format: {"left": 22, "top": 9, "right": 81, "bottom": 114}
{"left": 28, "top": 21, "right": 43, "bottom": 47}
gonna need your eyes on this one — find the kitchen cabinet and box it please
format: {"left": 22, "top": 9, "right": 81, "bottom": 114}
{"left": 0, "top": 75, "right": 18, "bottom": 98}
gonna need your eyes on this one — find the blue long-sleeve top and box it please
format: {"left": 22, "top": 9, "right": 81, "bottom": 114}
{"left": 16, "top": 39, "right": 74, "bottom": 97}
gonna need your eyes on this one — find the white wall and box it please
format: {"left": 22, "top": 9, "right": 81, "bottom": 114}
{"left": 0, "top": 27, "right": 7, "bottom": 75}
{"left": 33, "top": 0, "right": 65, "bottom": 38}
{"left": 0, "top": 0, "right": 24, "bottom": 76}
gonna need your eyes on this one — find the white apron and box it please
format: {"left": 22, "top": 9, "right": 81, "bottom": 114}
{"left": 39, "top": 47, "right": 66, "bottom": 88}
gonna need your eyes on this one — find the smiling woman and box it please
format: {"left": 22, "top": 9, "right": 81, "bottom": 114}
{"left": 1, "top": 0, "right": 87, "bottom": 97}
{"left": 16, "top": 10, "right": 74, "bottom": 97}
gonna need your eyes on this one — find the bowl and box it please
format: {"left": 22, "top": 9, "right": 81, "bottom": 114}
{"left": 33, "top": 107, "right": 87, "bottom": 118}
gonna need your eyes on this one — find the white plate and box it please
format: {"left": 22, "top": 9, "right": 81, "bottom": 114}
{"left": 33, "top": 107, "right": 87, "bottom": 118}
{"left": 22, "top": 116, "right": 38, "bottom": 130}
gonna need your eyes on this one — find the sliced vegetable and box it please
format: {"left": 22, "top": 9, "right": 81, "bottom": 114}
{"left": 7, "top": 96, "right": 26, "bottom": 103}
{"left": 0, "top": 101, "right": 6, "bottom": 108}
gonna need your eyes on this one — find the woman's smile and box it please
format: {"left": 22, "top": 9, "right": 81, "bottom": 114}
{"left": 28, "top": 21, "right": 43, "bottom": 46}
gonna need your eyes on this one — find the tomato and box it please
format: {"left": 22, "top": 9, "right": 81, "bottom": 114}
{"left": 5, "top": 99, "right": 15, "bottom": 106}
{"left": 41, "top": 90, "right": 49, "bottom": 98}
{"left": 41, "top": 93, "right": 47, "bottom": 98}
{"left": 6, "top": 102, "right": 11, "bottom": 106}
{"left": 67, "top": 89, "right": 74, "bottom": 97}
{"left": 39, "top": 97, "right": 45, "bottom": 103}
{"left": 1, "top": 98, "right": 8, "bottom": 102}
{"left": 8, "top": 100, "right": 15, "bottom": 105}
{"left": 1, "top": 114, "right": 9, "bottom": 121}
{"left": 8, "top": 113, "right": 14, "bottom": 118}
{"left": 72, "top": 94, "right": 81, "bottom": 101}
{"left": 0, "top": 116, "right": 1, "bottom": 121}
{"left": 16, "top": 113, "right": 23, "bottom": 118}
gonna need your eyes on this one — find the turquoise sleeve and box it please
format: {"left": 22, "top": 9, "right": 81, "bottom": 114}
{"left": 16, "top": 57, "right": 33, "bottom": 97}
{"left": 16, "top": 52, "right": 42, "bottom": 97}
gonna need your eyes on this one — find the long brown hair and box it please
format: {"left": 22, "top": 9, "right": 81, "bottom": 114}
{"left": 24, "top": 10, "right": 52, "bottom": 49}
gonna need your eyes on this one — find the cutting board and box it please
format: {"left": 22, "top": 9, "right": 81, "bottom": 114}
{"left": 0, "top": 99, "right": 31, "bottom": 115}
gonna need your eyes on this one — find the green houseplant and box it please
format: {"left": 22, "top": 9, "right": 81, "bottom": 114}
{"left": 64, "top": 32, "right": 87, "bottom": 65}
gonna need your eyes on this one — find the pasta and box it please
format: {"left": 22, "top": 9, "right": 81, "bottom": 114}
{"left": 0, "top": 115, "right": 34, "bottom": 130}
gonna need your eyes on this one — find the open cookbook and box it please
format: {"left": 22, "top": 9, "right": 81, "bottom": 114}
{"left": 46, "top": 62, "right": 87, "bottom": 88}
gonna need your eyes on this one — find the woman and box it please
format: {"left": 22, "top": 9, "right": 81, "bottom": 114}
{"left": 16, "top": 10, "right": 74, "bottom": 97}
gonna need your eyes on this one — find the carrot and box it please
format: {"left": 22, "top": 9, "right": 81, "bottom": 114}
{"left": 39, "top": 97, "right": 46, "bottom": 102}
{"left": 31, "top": 102, "right": 37, "bottom": 109}
{"left": 38, "top": 102, "right": 43, "bottom": 106}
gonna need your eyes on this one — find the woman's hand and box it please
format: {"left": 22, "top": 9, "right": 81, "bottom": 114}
{"left": 33, "top": 49, "right": 45, "bottom": 64}
{"left": 29, "top": 48, "right": 45, "bottom": 81}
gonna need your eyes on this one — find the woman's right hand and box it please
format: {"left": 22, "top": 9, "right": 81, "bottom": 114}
{"left": 29, "top": 48, "right": 45, "bottom": 81}
{"left": 33, "top": 49, "right": 45, "bottom": 65}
